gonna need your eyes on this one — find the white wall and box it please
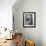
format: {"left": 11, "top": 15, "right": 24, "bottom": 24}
{"left": 13, "top": 0, "right": 41, "bottom": 46}
{"left": 41, "top": 0, "right": 46, "bottom": 46}
{"left": 0, "top": 0, "right": 16, "bottom": 29}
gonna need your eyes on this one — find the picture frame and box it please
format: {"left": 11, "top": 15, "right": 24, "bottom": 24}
{"left": 23, "top": 12, "right": 36, "bottom": 28}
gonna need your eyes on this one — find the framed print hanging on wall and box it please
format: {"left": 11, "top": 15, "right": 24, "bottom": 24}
{"left": 23, "top": 12, "right": 36, "bottom": 28}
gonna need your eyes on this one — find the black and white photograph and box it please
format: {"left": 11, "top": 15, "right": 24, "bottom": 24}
{"left": 23, "top": 12, "right": 36, "bottom": 28}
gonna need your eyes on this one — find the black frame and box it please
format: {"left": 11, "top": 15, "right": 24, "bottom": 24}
{"left": 23, "top": 12, "right": 36, "bottom": 28}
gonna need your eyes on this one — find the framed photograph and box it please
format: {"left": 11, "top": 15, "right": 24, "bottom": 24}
{"left": 23, "top": 12, "right": 36, "bottom": 28}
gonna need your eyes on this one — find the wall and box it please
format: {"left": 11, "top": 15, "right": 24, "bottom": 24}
{"left": 41, "top": 0, "right": 46, "bottom": 46}
{"left": 13, "top": 0, "right": 41, "bottom": 46}
{"left": 0, "top": 0, "right": 16, "bottom": 30}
